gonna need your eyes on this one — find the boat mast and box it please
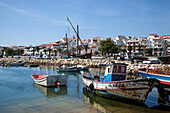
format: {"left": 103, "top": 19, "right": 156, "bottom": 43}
{"left": 67, "top": 17, "right": 85, "bottom": 49}
{"left": 77, "top": 25, "right": 79, "bottom": 55}
{"left": 65, "top": 32, "right": 69, "bottom": 56}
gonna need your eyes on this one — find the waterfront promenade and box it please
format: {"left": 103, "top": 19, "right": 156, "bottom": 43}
{"left": 0, "top": 56, "right": 123, "bottom": 67}
{"left": 0, "top": 56, "right": 164, "bottom": 77}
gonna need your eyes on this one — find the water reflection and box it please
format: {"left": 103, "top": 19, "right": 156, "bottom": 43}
{"left": 34, "top": 84, "right": 67, "bottom": 98}
{"left": 83, "top": 89, "right": 170, "bottom": 113}
{"left": 1, "top": 66, "right": 169, "bottom": 113}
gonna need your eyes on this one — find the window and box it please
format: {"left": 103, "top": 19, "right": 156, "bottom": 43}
{"left": 122, "top": 66, "right": 126, "bottom": 73}
{"left": 118, "top": 66, "right": 121, "bottom": 73}
{"left": 112, "top": 65, "right": 117, "bottom": 73}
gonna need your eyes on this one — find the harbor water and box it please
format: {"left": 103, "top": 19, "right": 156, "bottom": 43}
{"left": 0, "top": 66, "right": 169, "bottom": 113}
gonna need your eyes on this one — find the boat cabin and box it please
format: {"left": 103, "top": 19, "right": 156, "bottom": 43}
{"left": 99, "top": 63, "right": 127, "bottom": 82}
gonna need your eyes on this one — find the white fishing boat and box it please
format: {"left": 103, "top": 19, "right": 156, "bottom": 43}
{"left": 76, "top": 65, "right": 89, "bottom": 70}
{"left": 82, "top": 63, "right": 157, "bottom": 103}
{"left": 32, "top": 74, "right": 68, "bottom": 87}
{"left": 57, "top": 65, "right": 80, "bottom": 72}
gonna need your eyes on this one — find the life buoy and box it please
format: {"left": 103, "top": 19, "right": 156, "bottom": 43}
{"left": 89, "top": 83, "right": 94, "bottom": 91}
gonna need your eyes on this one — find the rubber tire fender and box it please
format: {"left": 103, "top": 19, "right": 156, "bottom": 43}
{"left": 89, "top": 83, "right": 94, "bottom": 91}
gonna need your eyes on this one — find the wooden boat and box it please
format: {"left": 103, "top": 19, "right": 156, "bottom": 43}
{"left": 32, "top": 74, "right": 68, "bottom": 87}
{"left": 82, "top": 63, "right": 157, "bottom": 103}
{"left": 138, "top": 68, "right": 170, "bottom": 85}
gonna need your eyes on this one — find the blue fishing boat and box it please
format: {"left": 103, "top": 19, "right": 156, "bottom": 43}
{"left": 138, "top": 68, "right": 170, "bottom": 86}
{"left": 82, "top": 63, "right": 157, "bottom": 103}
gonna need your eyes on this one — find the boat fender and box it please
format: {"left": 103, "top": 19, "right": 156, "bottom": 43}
{"left": 83, "top": 87, "right": 87, "bottom": 92}
{"left": 89, "top": 83, "right": 94, "bottom": 91}
{"left": 55, "top": 80, "right": 61, "bottom": 86}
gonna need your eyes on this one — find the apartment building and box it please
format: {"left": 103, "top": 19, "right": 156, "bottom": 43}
{"left": 162, "top": 35, "right": 170, "bottom": 55}
{"left": 147, "top": 34, "right": 165, "bottom": 56}
{"left": 126, "top": 34, "right": 167, "bottom": 56}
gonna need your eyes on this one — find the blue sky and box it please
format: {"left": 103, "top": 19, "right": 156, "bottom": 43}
{"left": 0, "top": 0, "right": 170, "bottom": 46}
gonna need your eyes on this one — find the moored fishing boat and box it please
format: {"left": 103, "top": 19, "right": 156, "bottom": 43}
{"left": 29, "top": 64, "right": 39, "bottom": 67}
{"left": 32, "top": 74, "right": 68, "bottom": 87}
{"left": 57, "top": 65, "right": 79, "bottom": 72}
{"left": 76, "top": 65, "right": 89, "bottom": 70}
{"left": 82, "top": 63, "right": 157, "bottom": 104}
{"left": 5, "top": 61, "right": 25, "bottom": 66}
{"left": 138, "top": 68, "right": 170, "bottom": 85}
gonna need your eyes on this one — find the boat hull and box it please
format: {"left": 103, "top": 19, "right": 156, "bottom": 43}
{"left": 32, "top": 75, "right": 68, "bottom": 87}
{"left": 6, "top": 62, "right": 25, "bottom": 66}
{"left": 138, "top": 70, "right": 170, "bottom": 85}
{"left": 58, "top": 68, "right": 79, "bottom": 72}
{"left": 82, "top": 76, "right": 154, "bottom": 103}
{"left": 29, "top": 64, "right": 39, "bottom": 67}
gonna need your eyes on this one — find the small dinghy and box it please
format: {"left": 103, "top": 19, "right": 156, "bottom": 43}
{"left": 32, "top": 74, "right": 68, "bottom": 87}
{"left": 29, "top": 64, "right": 39, "bottom": 67}
{"left": 76, "top": 65, "right": 89, "bottom": 70}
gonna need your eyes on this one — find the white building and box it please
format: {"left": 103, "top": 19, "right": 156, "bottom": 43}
{"left": 162, "top": 35, "right": 170, "bottom": 55}
{"left": 147, "top": 34, "right": 165, "bottom": 56}
{"left": 112, "top": 35, "right": 126, "bottom": 46}
{"left": 126, "top": 34, "right": 167, "bottom": 56}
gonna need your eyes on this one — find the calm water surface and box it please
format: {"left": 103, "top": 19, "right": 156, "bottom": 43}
{"left": 0, "top": 66, "right": 169, "bottom": 113}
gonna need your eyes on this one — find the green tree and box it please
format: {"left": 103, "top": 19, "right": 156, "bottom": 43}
{"left": 99, "top": 38, "right": 118, "bottom": 56}
{"left": 94, "top": 51, "right": 99, "bottom": 55}
{"left": 5, "top": 48, "right": 14, "bottom": 56}
{"left": 15, "top": 49, "right": 23, "bottom": 55}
